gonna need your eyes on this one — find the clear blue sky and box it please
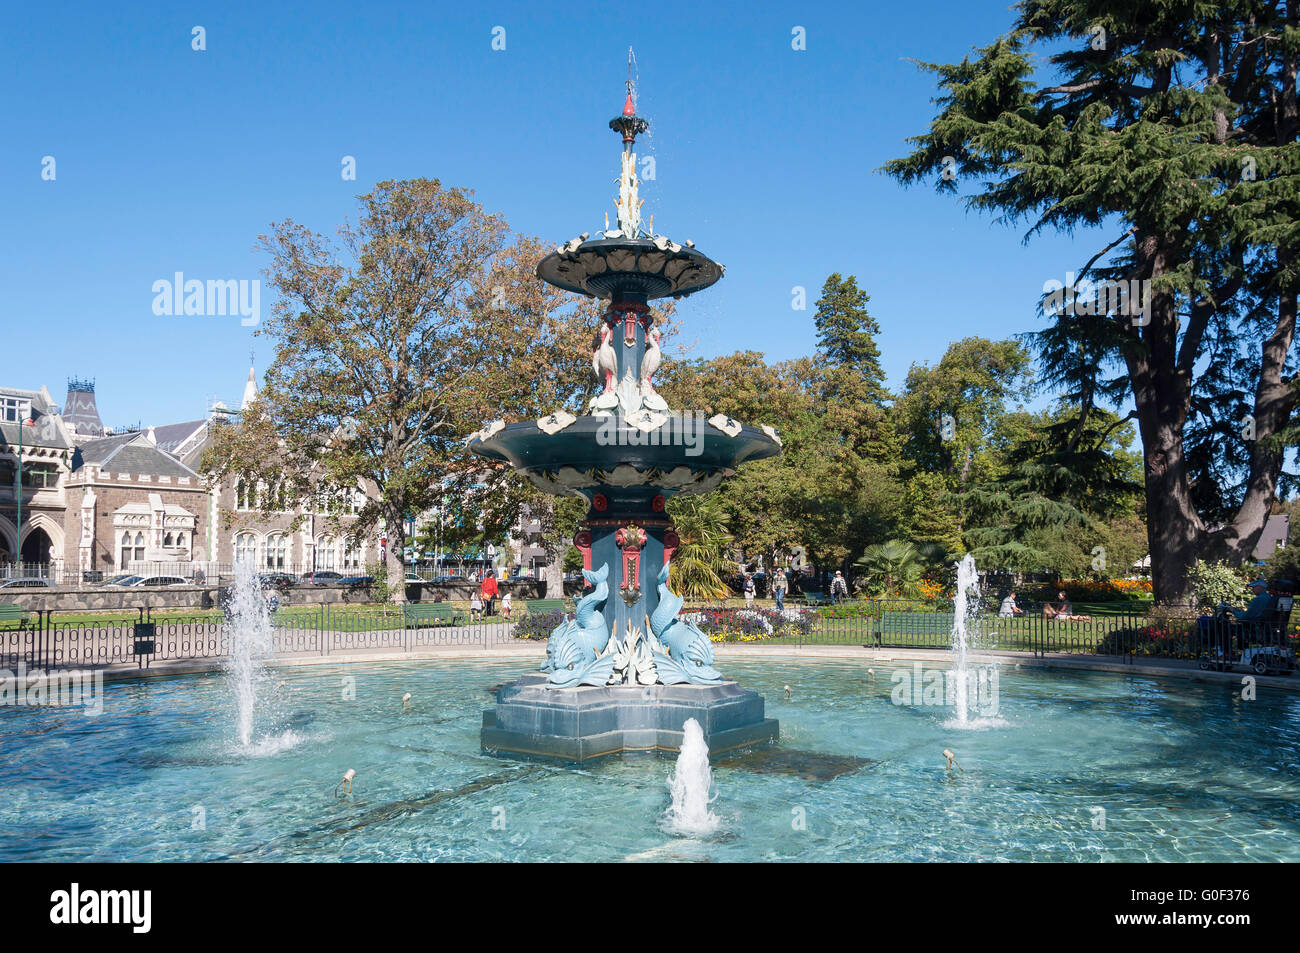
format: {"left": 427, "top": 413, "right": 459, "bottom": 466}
{"left": 2, "top": 0, "right": 1103, "bottom": 428}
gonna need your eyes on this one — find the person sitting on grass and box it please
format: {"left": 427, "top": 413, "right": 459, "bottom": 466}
{"left": 999, "top": 591, "right": 1024, "bottom": 617}
{"left": 1044, "top": 590, "right": 1092, "bottom": 622}
{"left": 470, "top": 591, "right": 483, "bottom": 622}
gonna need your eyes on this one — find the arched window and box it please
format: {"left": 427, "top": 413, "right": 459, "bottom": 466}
{"left": 342, "top": 540, "right": 361, "bottom": 571}
{"left": 314, "top": 536, "right": 336, "bottom": 571}
{"left": 133, "top": 532, "right": 145, "bottom": 562}
{"left": 235, "top": 532, "right": 258, "bottom": 565}
{"left": 164, "top": 531, "right": 174, "bottom": 547}
{"left": 265, "top": 534, "right": 286, "bottom": 570}
{"left": 120, "top": 531, "right": 133, "bottom": 569}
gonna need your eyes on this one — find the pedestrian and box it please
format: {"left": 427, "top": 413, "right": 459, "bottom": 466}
{"left": 470, "top": 590, "right": 483, "bottom": 622}
{"left": 501, "top": 591, "right": 512, "bottom": 620}
{"left": 743, "top": 573, "right": 756, "bottom": 609}
{"left": 831, "top": 570, "right": 848, "bottom": 604}
{"left": 771, "top": 567, "right": 788, "bottom": 611}
{"left": 481, "top": 571, "right": 498, "bottom": 617}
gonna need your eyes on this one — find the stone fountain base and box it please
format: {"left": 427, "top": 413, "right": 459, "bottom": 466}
{"left": 481, "top": 674, "right": 779, "bottom": 763}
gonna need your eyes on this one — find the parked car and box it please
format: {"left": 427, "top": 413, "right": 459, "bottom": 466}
{"left": 255, "top": 572, "right": 297, "bottom": 591}
{"left": 81, "top": 570, "right": 106, "bottom": 583}
{"left": 129, "top": 575, "right": 189, "bottom": 587}
{"left": 299, "top": 570, "right": 344, "bottom": 585}
{"left": 429, "top": 575, "right": 467, "bottom": 583}
{"left": 339, "top": 575, "right": 375, "bottom": 587}
{"left": 0, "top": 577, "right": 51, "bottom": 589}
{"left": 105, "top": 574, "right": 141, "bottom": 586}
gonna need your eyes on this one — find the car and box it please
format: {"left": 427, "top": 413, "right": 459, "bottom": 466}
{"left": 338, "top": 575, "right": 375, "bottom": 587}
{"left": 429, "top": 575, "right": 467, "bottom": 584}
{"left": 130, "top": 575, "right": 189, "bottom": 587}
{"left": 255, "top": 572, "right": 297, "bottom": 591}
{"left": 404, "top": 573, "right": 426, "bottom": 583}
{"left": 299, "top": 571, "right": 344, "bottom": 585}
{"left": 106, "top": 574, "right": 141, "bottom": 586}
{"left": 0, "top": 577, "right": 51, "bottom": 589}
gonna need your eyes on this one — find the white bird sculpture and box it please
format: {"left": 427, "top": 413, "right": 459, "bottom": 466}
{"left": 591, "top": 323, "right": 619, "bottom": 410}
{"left": 641, "top": 325, "right": 667, "bottom": 411}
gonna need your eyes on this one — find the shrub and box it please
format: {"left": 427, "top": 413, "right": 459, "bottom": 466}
{"left": 1186, "top": 560, "right": 1249, "bottom": 611}
{"left": 512, "top": 609, "right": 565, "bottom": 641}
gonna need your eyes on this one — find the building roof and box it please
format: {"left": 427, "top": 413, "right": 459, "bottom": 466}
{"left": 63, "top": 383, "right": 104, "bottom": 437}
{"left": 1254, "top": 513, "right": 1290, "bottom": 561}
{"left": 71, "top": 432, "right": 201, "bottom": 480}
{"left": 152, "top": 420, "right": 207, "bottom": 457}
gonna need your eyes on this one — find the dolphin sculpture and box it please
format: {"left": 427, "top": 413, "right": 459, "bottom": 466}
{"left": 545, "top": 564, "right": 616, "bottom": 688}
{"left": 648, "top": 563, "right": 723, "bottom": 685}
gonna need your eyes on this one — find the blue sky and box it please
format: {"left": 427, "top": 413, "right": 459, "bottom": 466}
{"left": 2, "top": 0, "right": 1106, "bottom": 428}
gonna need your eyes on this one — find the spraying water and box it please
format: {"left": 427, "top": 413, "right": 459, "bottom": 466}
{"left": 950, "top": 554, "right": 979, "bottom": 724}
{"left": 663, "top": 718, "right": 720, "bottom": 835}
{"left": 225, "top": 561, "right": 276, "bottom": 748}
{"left": 945, "top": 554, "right": 1007, "bottom": 730}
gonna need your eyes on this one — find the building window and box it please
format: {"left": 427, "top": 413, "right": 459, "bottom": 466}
{"left": 20, "top": 463, "right": 60, "bottom": 489}
{"left": 120, "top": 531, "right": 133, "bottom": 569}
{"left": 0, "top": 397, "right": 31, "bottom": 424}
{"left": 163, "top": 532, "right": 174, "bottom": 547}
{"left": 235, "top": 479, "right": 258, "bottom": 511}
{"left": 314, "top": 537, "right": 336, "bottom": 571}
{"left": 235, "top": 532, "right": 258, "bottom": 565}
{"left": 342, "top": 540, "right": 361, "bottom": 570}
{"left": 133, "top": 532, "right": 145, "bottom": 563}
{"left": 265, "top": 534, "right": 286, "bottom": 570}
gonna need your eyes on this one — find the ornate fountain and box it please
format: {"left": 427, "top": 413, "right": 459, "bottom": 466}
{"left": 470, "top": 72, "right": 781, "bottom": 762}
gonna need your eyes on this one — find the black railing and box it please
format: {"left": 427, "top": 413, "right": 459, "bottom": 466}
{"left": 2, "top": 599, "right": 1296, "bottom": 674}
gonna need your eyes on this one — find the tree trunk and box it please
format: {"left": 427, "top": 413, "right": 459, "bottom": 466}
{"left": 542, "top": 550, "right": 564, "bottom": 599}
{"left": 382, "top": 507, "right": 407, "bottom": 604}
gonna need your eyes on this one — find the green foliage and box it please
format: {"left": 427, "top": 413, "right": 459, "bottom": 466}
{"left": 1186, "top": 560, "right": 1249, "bottom": 611}
{"left": 854, "top": 539, "right": 925, "bottom": 597}
{"left": 665, "top": 495, "right": 734, "bottom": 601}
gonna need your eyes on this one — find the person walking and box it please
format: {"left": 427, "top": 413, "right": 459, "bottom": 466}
{"left": 481, "top": 571, "right": 498, "bottom": 617}
{"left": 830, "top": 570, "right": 848, "bottom": 604}
{"left": 771, "top": 567, "right": 788, "bottom": 611}
{"left": 501, "top": 590, "right": 512, "bottom": 620}
{"left": 743, "top": 573, "right": 756, "bottom": 609}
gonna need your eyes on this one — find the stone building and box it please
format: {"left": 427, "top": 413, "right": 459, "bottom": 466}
{"left": 2, "top": 369, "right": 379, "bottom": 580}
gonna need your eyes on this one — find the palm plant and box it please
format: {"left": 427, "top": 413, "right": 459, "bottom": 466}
{"left": 666, "top": 495, "right": 734, "bottom": 601}
{"left": 854, "top": 539, "right": 924, "bottom": 597}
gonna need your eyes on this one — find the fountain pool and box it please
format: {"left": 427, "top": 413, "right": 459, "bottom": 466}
{"left": 1, "top": 659, "right": 1298, "bottom": 862}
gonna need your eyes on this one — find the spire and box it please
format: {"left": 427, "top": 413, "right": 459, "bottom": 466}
{"left": 608, "top": 51, "right": 649, "bottom": 239}
{"left": 241, "top": 364, "right": 258, "bottom": 411}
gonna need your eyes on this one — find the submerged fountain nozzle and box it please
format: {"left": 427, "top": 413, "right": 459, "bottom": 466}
{"left": 784, "top": 685, "right": 792, "bottom": 700}
{"left": 402, "top": 692, "right": 412, "bottom": 709}
{"left": 336, "top": 768, "right": 357, "bottom": 798}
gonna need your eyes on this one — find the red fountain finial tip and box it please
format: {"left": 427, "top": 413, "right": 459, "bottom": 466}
{"left": 623, "top": 92, "right": 636, "bottom": 117}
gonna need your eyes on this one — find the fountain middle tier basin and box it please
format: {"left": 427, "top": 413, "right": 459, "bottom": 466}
{"left": 481, "top": 674, "right": 779, "bottom": 763}
{"left": 469, "top": 414, "right": 781, "bottom": 498}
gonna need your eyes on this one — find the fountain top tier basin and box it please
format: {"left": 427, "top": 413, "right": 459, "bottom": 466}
{"left": 467, "top": 413, "right": 781, "bottom": 500}
{"left": 535, "top": 235, "right": 724, "bottom": 302}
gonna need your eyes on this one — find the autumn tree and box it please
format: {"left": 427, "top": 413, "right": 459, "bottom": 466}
{"left": 203, "top": 179, "right": 587, "bottom": 601}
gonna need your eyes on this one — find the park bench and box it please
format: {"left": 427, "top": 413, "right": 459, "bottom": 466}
{"left": 0, "top": 603, "right": 29, "bottom": 626}
{"left": 402, "top": 602, "right": 464, "bottom": 628}
{"left": 802, "top": 592, "right": 830, "bottom": 607}
{"left": 874, "top": 611, "right": 956, "bottom": 644}
{"left": 524, "top": 599, "right": 568, "bottom": 616}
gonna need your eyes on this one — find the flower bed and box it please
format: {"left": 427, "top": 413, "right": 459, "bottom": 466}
{"left": 512, "top": 610, "right": 565, "bottom": 641}
{"left": 685, "top": 607, "right": 815, "bottom": 642}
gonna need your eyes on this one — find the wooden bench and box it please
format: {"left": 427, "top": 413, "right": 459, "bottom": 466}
{"left": 875, "top": 611, "right": 956, "bottom": 640}
{"left": 403, "top": 603, "right": 464, "bottom": 628}
{"left": 801, "top": 592, "right": 830, "bottom": 607}
{"left": 524, "top": 599, "right": 568, "bottom": 616}
{"left": 0, "top": 603, "right": 28, "bottom": 626}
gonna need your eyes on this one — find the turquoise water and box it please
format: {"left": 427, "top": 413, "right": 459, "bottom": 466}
{"left": 1, "top": 659, "right": 1298, "bottom": 861}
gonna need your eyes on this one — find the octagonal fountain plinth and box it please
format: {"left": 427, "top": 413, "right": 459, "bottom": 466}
{"left": 470, "top": 76, "right": 780, "bottom": 763}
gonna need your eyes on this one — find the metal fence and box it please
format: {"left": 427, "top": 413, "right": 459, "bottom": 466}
{"left": 2, "top": 598, "right": 1296, "bottom": 673}
{"left": 0, "top": 605, "right": 520, "bottom": 670}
